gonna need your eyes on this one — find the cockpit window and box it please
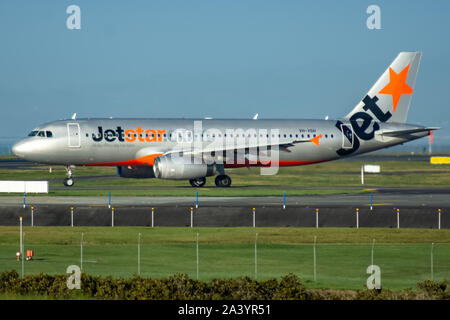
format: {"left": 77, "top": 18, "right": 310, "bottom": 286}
{"left": 28, "top": 130, "right": 54, "bottom": 138}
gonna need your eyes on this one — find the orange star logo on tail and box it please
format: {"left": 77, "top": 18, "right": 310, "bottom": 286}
{"left": 378, "top": 64, "right": 413, "bottom": 113}
{"left": 309, "top": 134, "right": 323, "bottom": 146}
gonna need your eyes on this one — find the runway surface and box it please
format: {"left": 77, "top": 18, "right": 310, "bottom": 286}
{"left": 0, "top": 187, "right": 449, "bottom": 207}
{"left": 0, "top": 187, "right": 448, "bottom": 228}
{"left": 1, "top": 156, "right": 449, "bottom": 228}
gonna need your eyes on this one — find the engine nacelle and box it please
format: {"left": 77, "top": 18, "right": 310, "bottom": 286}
{"left": 117, "top": 166, "right": 156, "bottom": 178}
{"left": 153, "top": 155, "right": 216, "bottom": 180}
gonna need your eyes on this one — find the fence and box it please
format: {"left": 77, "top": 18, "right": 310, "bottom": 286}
{"left": 3, "top": 231, "right": 449, "bottom": 291}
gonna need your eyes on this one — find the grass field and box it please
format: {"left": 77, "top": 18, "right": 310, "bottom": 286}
{"left": 1, "top": 156, "right": 449, "bottom": 293}
{"left": 1, "top": 156, "right": 450, "bottom": 197}
{"left": 1, "top": 226, "right": 449, "bottom": 291}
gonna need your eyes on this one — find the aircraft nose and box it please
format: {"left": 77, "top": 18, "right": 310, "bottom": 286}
{"left": 12, "top": 141, "right": 29, "bottom": 159}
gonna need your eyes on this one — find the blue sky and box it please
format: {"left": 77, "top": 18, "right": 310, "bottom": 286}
{"left": 1, "top": 0, "right": 449, "bottom": 145}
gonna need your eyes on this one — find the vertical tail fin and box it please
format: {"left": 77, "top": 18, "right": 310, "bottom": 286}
{"left": 344, "top": 52, "right": 422, "bottom": 123}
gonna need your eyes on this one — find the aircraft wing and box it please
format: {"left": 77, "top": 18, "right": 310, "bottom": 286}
{"left": 162, "top": 138, "right": 312, "bottom": 163}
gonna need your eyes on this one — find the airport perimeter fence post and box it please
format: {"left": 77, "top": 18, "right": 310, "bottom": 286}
{"left": 31, "top": 205, "right": 34, "bottom": 227}
{"left": 111, "top": 207, "right": 115, "bottom": 227}
{"left": 431, "top": 243, "right": 434, "bottom": 281}
{"left": 438, "top": 209, "right": 441, "bottom": 230}
{"left": 371, "top": 239, "right": 375, "bottom": 266}
{"left": 20, "top": 216, "right": 24, "bottom": 278}
{"left": 396, "top": 208, "right": 400, "bottom": 229}
{"left": 80, "top": 232, "right": 84, "bottom": 272}
{"left": 196, "top": 232, "right": 199, "bottom": 280}
{"left": 356, "top": 208, "right": 359, "bottom": 229}
{"left": 70, "top": 207, "right": 74, "bottom": 227}
{"left": 252, "top": 208, "right": 256, "bottom": 228}
{"left": 138, "top": 233, "right": 141, "bottom": 276}
{"left": 190, "top": 207, "right": 194, "bottom": 228}
{"left": 315, "top": 208, "right": 319, "bottom": 229}
{"left": 254, "top": 233, "right": 258, "bottom": 280}
{"left": 313, "top": 236, "right": 317, "bottom": 282}
{"left": 151, "top": 207, "right": 154, "bottom": 228}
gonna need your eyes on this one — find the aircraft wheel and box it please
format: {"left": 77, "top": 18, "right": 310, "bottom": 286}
{"left": 189, "top": 177, "right": 206, "bottom": 187}
{"left": 64, "top": 178, "right": 74, "bottom": 187}
{"left": 215, "top": 175, "right": 232, "bottom": 187}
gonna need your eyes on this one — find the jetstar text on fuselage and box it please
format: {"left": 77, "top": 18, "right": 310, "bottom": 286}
{"left": 92, "top": 126, "right": 167, "bottom": 143}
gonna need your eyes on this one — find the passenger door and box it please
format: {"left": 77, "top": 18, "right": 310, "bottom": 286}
{"left": 67, "top": 123, "right": 81, "bottom": 148}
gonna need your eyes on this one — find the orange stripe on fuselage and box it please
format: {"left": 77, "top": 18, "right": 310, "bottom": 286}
{"left": 85, "top": 153, "right": 164, "bottom": 167}
{"left": 86, "top": 156, "right": 326, "bottom": 168}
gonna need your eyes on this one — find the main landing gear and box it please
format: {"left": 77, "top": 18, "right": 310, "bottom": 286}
{"left": 189, "top": 177, "right": 206, "bottom": 187}
{"left": 64, "top": 165, "right": 75, "bottom": 187}
{"left": 214, "top": 174, "right": 232, "bottom": 188}
{"left": 188, "top": 174, "right": 232, "bottom": 188}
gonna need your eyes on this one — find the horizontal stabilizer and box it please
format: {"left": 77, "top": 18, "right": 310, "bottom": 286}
{"left": 380, "top": 127, "right": 439, "bottom": 137}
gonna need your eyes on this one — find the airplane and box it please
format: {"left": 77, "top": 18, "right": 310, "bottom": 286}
{"left": 12, "top": 52, "right": 438, "bottom": 188}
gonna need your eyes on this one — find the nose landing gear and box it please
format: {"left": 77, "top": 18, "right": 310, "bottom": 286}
{"left": 64, "top": 165, "right": 75, "bottom": 187}
{"left": 189, "top": 177, "right": 206, "bottom": 187}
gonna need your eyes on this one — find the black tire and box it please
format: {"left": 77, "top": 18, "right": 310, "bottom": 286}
{"left": 189, "top": 177, "right": 206, "bottom": 187}
{"left": 214, "top": 175, "right": 232, "bottom": 187}
{"left": 64, "top": 178, "right": 74, "bottom": 187}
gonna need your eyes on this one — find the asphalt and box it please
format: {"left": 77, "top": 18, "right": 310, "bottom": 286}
{"left": 0, "top": 204, "right": 446, "bottom": 228}
{"left": 1, "top": 156, "right": 448, "bottom": 228}
{"left": 0, "top": 188, "right": 448, "bottom": 228}
{"left": 1, "top": 187, "right": 449, "bottom": 207}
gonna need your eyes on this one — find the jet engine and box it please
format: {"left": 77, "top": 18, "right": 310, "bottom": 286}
{"left": 153, "top": 155, "right": 216, "bottom": 180}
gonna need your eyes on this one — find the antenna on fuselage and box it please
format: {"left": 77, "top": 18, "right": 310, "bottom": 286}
{"left": 253, "top": 113, "right": 259, "bottom": 120}
{"left": 71, "top": 113, "right": 77, "bottom": 120}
